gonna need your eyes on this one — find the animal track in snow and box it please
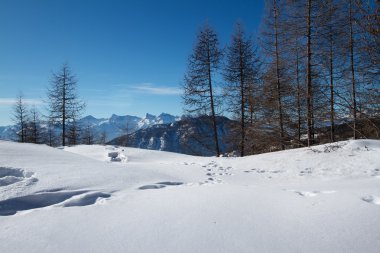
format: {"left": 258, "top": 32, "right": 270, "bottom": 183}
{"left": 285, "top": 189, "right": 336, "bottom": 197}
{"left": 156, "top": 181, "right": 184, "bottom": 186}
{"left": 362, "top": 195, "right": 380, "bottom": 205}
{"left": 200, "top": 161, "right": 234, "bottom": 185}
{"left": 299, "top": 168, "right": 313, "bottom": 176}
{"left": 243, "top": 168, "right": 283, "bottom": 176}
{"left": 0, "top": 167, "right": 37, "bottom": 187}
{"left": 371, "top": 168, "right": 380, "bottom": 177}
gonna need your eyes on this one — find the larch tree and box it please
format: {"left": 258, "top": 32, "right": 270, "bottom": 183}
{"left": 82, "top": 123, "right": 94, "bottom": 145}
{"left": 314, "top": 0, "right": 346, "bottom": 143}
{"left": 348, "top": 0, "right": 379, "bottom": 138}
{"left": 305, "top": 0, "right": 315, "bottom": 146}
{"left": 224, "top": 23, "right": 260, "bottom": 156}
{"left": 348, "top": 0, "right": 359, "bottom": 139}
{"left": 182, "top": 23, "right": 223, "bottom": 156}
{"left": 46, "top": 63, "right": 85, "bottom": 146}
{"left": 12, "top": 94, "right": 29, "bottom": 143}
{"left": 283, "top": 0, "right": 307, "bottom": 147}
{"left": 261, "top": 0, "right": 289, "bottom": 150}
{"left": 27, "top": 106, "right": 41, "bottom": 144}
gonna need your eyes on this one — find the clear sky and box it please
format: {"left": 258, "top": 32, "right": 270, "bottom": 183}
{"left": 0, "top": 0, "right": 264, "bottom": 125}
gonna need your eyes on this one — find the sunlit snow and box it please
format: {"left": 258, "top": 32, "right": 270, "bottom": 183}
{"left": 0, "top": 140, "right": 379, "bottom": 253}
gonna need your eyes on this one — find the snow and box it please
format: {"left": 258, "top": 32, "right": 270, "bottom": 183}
{"left": 0, "top": 140, "right": 380, "bottom": 252}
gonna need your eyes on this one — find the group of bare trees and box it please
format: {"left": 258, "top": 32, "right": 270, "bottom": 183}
{"left": 183, "top": 0, "right": 379, "bottom": 156}
{"left": 12, "top": 63, "right": 89, "bottom": 146}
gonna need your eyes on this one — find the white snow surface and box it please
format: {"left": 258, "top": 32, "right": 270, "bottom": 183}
{"left": 0, "top": 139, "right": 380, "bottom": 253}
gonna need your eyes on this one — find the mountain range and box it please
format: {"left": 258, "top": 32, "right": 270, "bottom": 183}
{"left": 109, "top": 116, "right": 237, "bottom": 156}
{"left": 0, "top": 113, "right": 239, "bottom": 156}
{"left": 0, "top": 113, "right": 181, "bottom": 142}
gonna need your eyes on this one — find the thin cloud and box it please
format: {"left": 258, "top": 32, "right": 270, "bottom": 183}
{"left": 0, "top": 98, "right": 43, "bottom": 106}
{"left": 131, "top": 83, "right": 181, "bottom": 95}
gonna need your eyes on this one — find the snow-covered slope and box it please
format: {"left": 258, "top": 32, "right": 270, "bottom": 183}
{"left": 0, "top": 140, "right": 380, "bottom": 253}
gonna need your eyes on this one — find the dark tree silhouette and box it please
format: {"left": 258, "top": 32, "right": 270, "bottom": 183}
{"left": 183, "top": 23, "right": 223, "bottom": 156}
{"left": 46, "top": 63, "right": 85, "bottom": 146}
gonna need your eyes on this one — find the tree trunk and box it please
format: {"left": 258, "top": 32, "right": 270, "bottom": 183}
{"left": 349, "top": 0, "right": 357, "bottom": 139}
{"left": 207, "top": 46, "right": 220, "bottom": 157}
{"left": 62, "top": 67, "right": 67, "bottom": 146}
{"left": 296, "top": 45, "right": 302, "bottom": 147}
{"left": 239, "top": 41, "right": 245, "bottom": 157}
{"left": 306, "top": 0, "right": 314, "bottom": 147}
{"left": 273, "top": 0, "right": 285, "bottom": 150}
{"left": 329, "top": 31, "right": 335, "bottom": 143}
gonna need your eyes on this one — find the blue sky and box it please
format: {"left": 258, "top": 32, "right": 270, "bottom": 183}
{"left": 0, "top": 0, "right": 264, "bottom": 125}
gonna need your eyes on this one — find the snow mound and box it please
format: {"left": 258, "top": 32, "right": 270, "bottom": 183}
{"left": 0, "top": 167, "right": 37, "bottom": 187}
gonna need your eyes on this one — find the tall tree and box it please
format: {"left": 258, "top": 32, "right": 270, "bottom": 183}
{"left": 46, "top": 63, "right": 85, "bottom": 146}
{"left": 306, "top": 0, "right": 315, "bottom": 146}
{"left": 224, "top": 24, "right": 260, "bottom": 156}
{"left": 315, "top": 0, "right": 346, "bottom": 142}
{"left": 348, "top": 0, "right": 358, "bottom": 139}
{"left": 343, "top": 0, "right": 380, "bottom": 139}
{"left": 261, "top": 0, "right": 289, "bottom": 150}
{"left": 12, "top": 94, "right": 29, "bottom": 143}
{"left": 183, "top": 23, "right": 223, "bottom": 156}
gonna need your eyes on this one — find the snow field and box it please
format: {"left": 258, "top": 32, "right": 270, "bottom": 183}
{"left": 0, "top": 139, "right": 380, "bottom": 253}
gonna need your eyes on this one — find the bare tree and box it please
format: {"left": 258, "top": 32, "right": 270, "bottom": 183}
{"left": 46, "top": 63, "right": 85, "bottom": 146}
{"left": 82, "top": 123, "right": 94, "bottom": 145}
{"left": 261, "top": 0, "right": 290, "bottom": 150}
{"left": 12, "top": 94, "right": 29, "bottom": 143}
{"left": 26, "top": 106, "right": 41, "bottom": 144}
{"left": 183, "top": 23, "right": 223, "bottom": 156}
{"left": 224, "top": 23, "right": 260, "bottom": 156}
{"left": 67, "top": 119, "right": 80, "bottom": 145}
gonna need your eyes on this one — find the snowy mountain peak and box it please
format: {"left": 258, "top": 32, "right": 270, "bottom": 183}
{"left": 157, "top": 113, "right": 179, "bottom": 124}
{"left": 80, "top": 115, "right": 103, "bottom": 125}
{"left": 0, "top": 112, "right": 180, "bottom": 142}
{"left": 144, "top": 113, "right": 156, "bottom": 121}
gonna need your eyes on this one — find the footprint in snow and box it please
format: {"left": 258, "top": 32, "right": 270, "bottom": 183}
{"left": 138, "top": 182, "right": 184, "bottom": 190}
{"left": 362, "top": 195, "right": 380, "bottom": 205}
{"left": 286, "top": 189, "right": 336, "bottom": 197}
{"left": 371, "top": 168, "right": 380, "bottom": 177}
{"left": 299, "top": 168, "right": 313, "bottom": 176}
{"left": 138, "top": 185, "right": 166, "bottom": 190}
{"left": 199, "top": 162, "right": 235, "bottom": 185}
{"left": 157, "top": 181, "right": 184, "bottom": 186}
{"left": 0, "top": 167, "right": 37, "bottom": 187}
